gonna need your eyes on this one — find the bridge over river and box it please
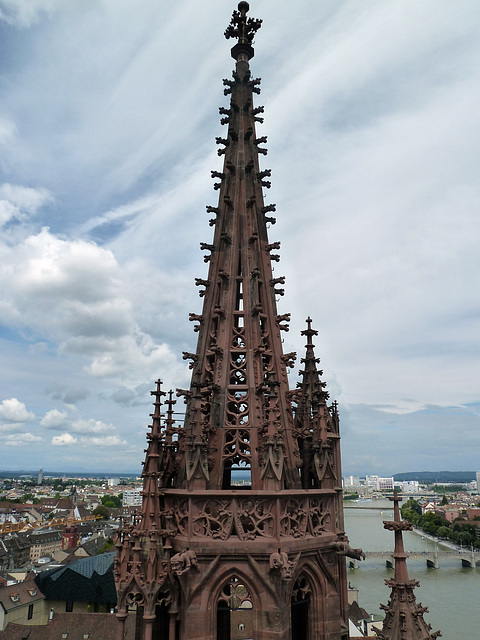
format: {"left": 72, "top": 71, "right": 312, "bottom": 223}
{"left": 349, "top": 549, "right": 480, "bottom": 569}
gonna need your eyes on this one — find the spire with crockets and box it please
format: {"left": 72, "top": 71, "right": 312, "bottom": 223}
{"left": 373, "top": 492, "right": 442, "bottom": 640}
{"left": 115, "top": 5, "right": 352, "bottom": 639}
{"left": 176, "top": 0, "right": 301, "bottom": 493}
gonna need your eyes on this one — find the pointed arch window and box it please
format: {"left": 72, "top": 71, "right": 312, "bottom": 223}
{"left": 291, "top": 575, "right": 312, "bottom": 640}
{"left": 217, "top": 576, "right": 253, "bottom": 640}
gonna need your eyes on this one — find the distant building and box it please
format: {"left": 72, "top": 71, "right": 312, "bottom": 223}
{"left": 62, "top": 524, "right": 79, "bottom": 551}
{"left": 365, "top": 475, "right": 394, "bottom": 491}
{"left": 28, "top": 530, "right": 63, "bottom": 563}
{"left": 400, "top": 481, "right": 420, "bottom": 494}
{"left": 476, "top": 471, "right": 480, "bottom": 493}
{"left": 107, "top": 478, "right": 120, "bottom": 487}
{"left": 344, "top": 475, "right": 360, "bottom": 487}
{"left": 37, "top": 469, "right": 43, "bottom": 485}
{"left": 121, "top": 489, "right": 141, "bottom": 508}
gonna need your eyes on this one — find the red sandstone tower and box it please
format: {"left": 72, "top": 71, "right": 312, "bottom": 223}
{"left": 115, "top": 4, "right": 353, "bottom": 639}
{"left": 374, "top": 493, "right": 441, "bottom": 640}
{"left": 62, "top": 523, "right": 79, "bottom": 550}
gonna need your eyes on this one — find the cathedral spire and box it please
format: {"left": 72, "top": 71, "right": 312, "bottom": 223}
{"left": 115, "top": 6, "right": 351, "bottom": 639}
{"left": 178, "top": 0, "right": 301, "bottom": 493}
{"left": 374, "top": 492, "right": 441, "bottom": 640}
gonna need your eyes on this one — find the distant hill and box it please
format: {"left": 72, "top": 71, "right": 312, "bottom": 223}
{"left": 0, "top": 470, "right": 139, "bottom": 479}
{"left": 393, "top": 471, "right": 476, "bottom": 483}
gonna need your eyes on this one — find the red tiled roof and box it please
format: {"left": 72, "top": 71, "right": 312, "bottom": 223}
{"left": 0, "top": 612, "right": 136, "bottom": 639}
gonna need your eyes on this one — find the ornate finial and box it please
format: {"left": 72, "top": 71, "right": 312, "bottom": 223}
{"left": 301, "top": 316, "right": 319, "bottom": 346}
{"left": 225, "top": 2, "right": 262, "bottom": 61}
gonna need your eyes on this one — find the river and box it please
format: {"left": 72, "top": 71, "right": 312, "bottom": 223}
{"left": 344, "top": 499, "right": 479, "bottom": 639}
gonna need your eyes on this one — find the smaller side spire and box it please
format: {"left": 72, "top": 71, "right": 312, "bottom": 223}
{"left": 139, "top": 379, "right": 165, "bottom": 532}
{"left": 374, "top": 492, "right": 441, "bottom": 640}
{"left": 294, "top": 318, "right": 342, "bottom": 494}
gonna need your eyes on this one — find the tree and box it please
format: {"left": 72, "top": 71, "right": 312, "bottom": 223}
{"left": 441, "top": 494, "right": 448, "bottom": 505}
{"left": 98, "top": 537, "right": 114, "bottom": 554}
{"left": 92, "top": 505, "right": 110, "bottom": 520}
{"left": 436, "top": 526, "right": 451, "bottom": 539}
{"left": 101, "top": 494, "right": 122, "bottom": 509}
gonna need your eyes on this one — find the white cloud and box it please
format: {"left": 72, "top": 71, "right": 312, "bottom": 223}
{"left": 80, "top": 334, "right": 179, "bottom": 382}
{"left": 0, "top": 118, "right": 17, "bottom": 144}
{"left": 0, "top": 398, "right": 34, "bottom": 423}
{"left": 0, "top": 182, "right": 52, "bottom": 230}
{"left": 80, "top": 435, "right": 127, "bottom": 447}
{"left": 70, "top": 419, "right": 115, "bottom": 435}
{"left": 0, "top": 200, "right": 19, "bottom": 227}
{"left": 50, "top": 430, "right": 126, "bottom": 448}
{"left": 41, "top": 409, "right": 69, "bottom": 429}
{"left": 0, "top": 0, "right": 479, "bottom": 475}
{"left": 0, "top": 183, "right": 53, "bottom": 214}
{"left": 0, "top": 226, "right": 184, "bottom": 385}
{"left": 0, "top": 0, "right": 62, "bottom": 27}
{"left": 51, "top": 432, "right": 77, "bottom": 446}
{"left": 4, "top": 432, "right": 42, "bottom": 446}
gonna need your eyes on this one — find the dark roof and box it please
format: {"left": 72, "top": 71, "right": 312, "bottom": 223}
{"left": 348, "top": 600, "right": 371, "bottom": 625}
{"left": 26, "top": 530, "right": 62, "bottom": 544}
{"left": 0, "top": 612, "right": 136, "bottom": 640}
{"left": 35, "top": 553, "right": 116, "bottom": 603}
{"left": 2, "top": 535, "right": 30, "bottom": 552}
{"left": 81, "top": 536, "right": 110, "bottom": 557}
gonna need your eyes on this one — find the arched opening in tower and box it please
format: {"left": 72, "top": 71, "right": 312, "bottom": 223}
{"left": 217, "top": 599, "right": 231, "bottom": 640}
{"left": 216, "top": 577, "right": 253, "bottom": 640}
{"left": 291, "top": 576, "right": 312, "bottom": 640}
{"left": 152, "top": 601, "right": 170, "bottom": 639}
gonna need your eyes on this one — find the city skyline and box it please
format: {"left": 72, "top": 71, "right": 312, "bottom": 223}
{"left": 0, "top": 1, "right": 480, "bottom": 474}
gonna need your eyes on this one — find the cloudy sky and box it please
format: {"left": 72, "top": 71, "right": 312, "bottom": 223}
{"left": 0, "top": 0, "right": 479, "bottom": 475}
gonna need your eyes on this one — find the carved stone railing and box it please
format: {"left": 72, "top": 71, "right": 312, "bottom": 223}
{"left": 161, "top": 490, "right": 336, "bottom": 543}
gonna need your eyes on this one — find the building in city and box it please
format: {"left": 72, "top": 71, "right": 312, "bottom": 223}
{"left": 343, "top": 476, "right": 360, "bottom": 488}
{"left": 28, "top": 530, "right": 63, "bottom": 563}
{"left": 121, "top": 489, "right": 142, "bottom": 508}
{"left": 365, "top": 475, "right": 394, "bottom": 491}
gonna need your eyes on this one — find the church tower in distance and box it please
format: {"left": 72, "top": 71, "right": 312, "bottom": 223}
{"left": 115, "top": 4, "right": 353, "bottom": 639}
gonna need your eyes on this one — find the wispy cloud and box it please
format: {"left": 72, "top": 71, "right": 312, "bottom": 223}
{"left": 0, "top": 0, "right": 479, "bottom": 473}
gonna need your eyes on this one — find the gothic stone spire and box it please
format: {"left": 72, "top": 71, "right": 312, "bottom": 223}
{"left": 374, "top": 492, "right": 441, "bottom": 640}
{"left": 181, "top": 3, "right": 299, "bottom": 493}
{"left": 115, "top": 5, "right": 351, "bottom": 639}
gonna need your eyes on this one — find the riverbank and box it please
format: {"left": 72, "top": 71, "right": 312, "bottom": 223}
{"left": 344, "top": 500, "right": 478, "bottom": 638}
{"left": 411, "top": 526, "right": 480, "bottom": 553}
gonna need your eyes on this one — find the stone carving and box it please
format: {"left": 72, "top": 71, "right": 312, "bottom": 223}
{"left": 308, "top": 497, "right": 331, "bottom": 536}
{"left": 269, "top": 549, "right": 295, "bottom": 580}
{"left": 280, "top": 499, "right": 307, "bottom": 538}
{"left": 170, "top": 549, "right": 198, "bottom": 575}
{"left": 334, "top": 541, "right": 365, "bottom": 561}
{"left": 167, "top": 496, "right": 333, "bottom": 542}
{"left": 234, "top": 499, "right": 275, "bottom": 539}
{"left": 192, "top": 499, "right": 234, "bottom": 540}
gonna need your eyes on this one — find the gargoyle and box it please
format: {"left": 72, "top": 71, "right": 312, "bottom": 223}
{"left": 334, "top": 541, "right": 365, "bottom": 561}
{"left": 170, "top": 549, "right": 198, "bottom": 576}
{"left": 269, "top": 549, "right": 295, "bottom": 580}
